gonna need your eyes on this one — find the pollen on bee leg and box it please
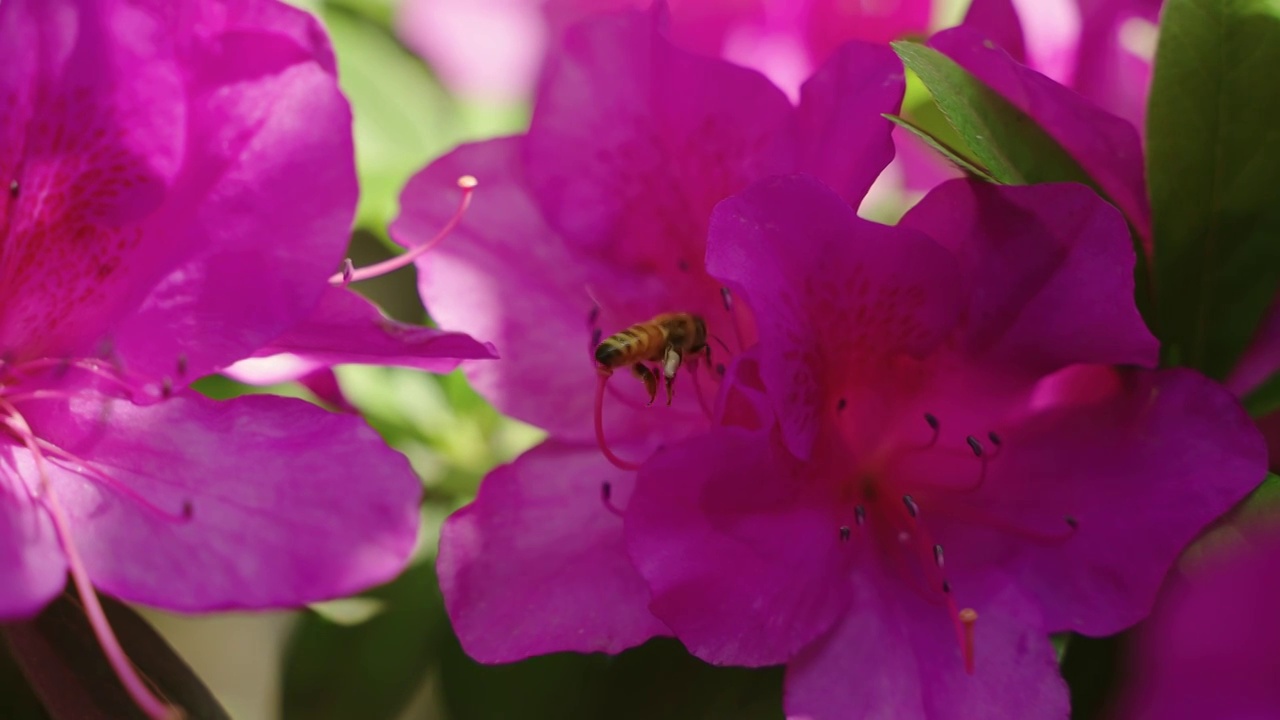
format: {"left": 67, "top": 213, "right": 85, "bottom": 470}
{"left": 328, "top": 174, "right": 477, "bottom": 286}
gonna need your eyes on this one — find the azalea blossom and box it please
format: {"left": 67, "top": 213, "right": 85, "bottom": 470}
{"left": 1111, "top": 524, "right": 1280, "bottom": 720}
{"left": 624, "top": 174, "right": 1265, "bottom": 719}
{"left": 396, "top": 0, "right": 933, "bottom": 102}
{"left": 393, "top": 6, "right": 904, "bottom": 661}
{"left": 0, "top": 0, "right": 488, "bottom": 717}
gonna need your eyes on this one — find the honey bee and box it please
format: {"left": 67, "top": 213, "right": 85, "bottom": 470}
{"left": 594, "top": 312, "right": 710, "bottom": 406}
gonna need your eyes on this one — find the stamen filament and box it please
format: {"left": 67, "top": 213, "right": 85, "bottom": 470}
{"left": 329, "top": 175, "right": 477, "bottom": 287}
{"left": 600, "top": 482, "right": 625, "bottom": 518}
{"left": 593, "top": 372, "right": 643, "bottom": 471}
{"left": 6, "top": 406, "right": 180, "bottom": 719}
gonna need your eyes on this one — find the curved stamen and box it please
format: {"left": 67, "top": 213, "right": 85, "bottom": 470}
{"left": 329, "top": 175, "right": 477, "bottom": 287}
{"left": 4, "top": 406, "right": 181, "bottom": 719}
{"left": 600, "top": 482, "right": 625, "bottom": 518}
{"left": 593, "top": 372, "right": 643, "bottom": 472}
{"left": 8, "top": 357, "right": 136, "bottom": 397}
{"left": 688, "top": 360, "right": 715, "bottom": 422}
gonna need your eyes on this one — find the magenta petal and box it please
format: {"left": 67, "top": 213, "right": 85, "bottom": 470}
{"left": 962, "top": 0, "right": 1028, "bottom": 63}
{"left": 248, "top": 287, "right": 496, "bottom": 374}
{"left": 931, "top": 26, "right": 1151, "bottom": 239}
{"left": 394, "top": 138, "right": 605, "bottom": 440}
{"left": 789, "top": 40, "right": 904, "bottom": 204}
{"left": 110, "top": 8, "right": 357, "bottom": 385}
{"left": 707, "top": 174, "right": 961, "bottom": 459}
{"left": 900, "top": 180, "right": 1158, "bottom": 376}
{"left": 438, "top": 441, "right": 669, "bottom": 662}
{"left": 965, "top": 368, "right": 1265, "bottom": 635}
{"left": 0, "top": 454, "right": 65, "bottom": 620}
{"left": 627, "top": 428, "right": 850, "bottom": 666}
{"left": 785, "top": 573, "right": 1068, "bottom": 720}
{"left": 25, "top": 392, "right": 421, "bottom": 610}
{"left": 0, "top": 0, "right": 182, "bottom": 360}
{"left": 524, "top": 8, "right": 792, "bottom": 248}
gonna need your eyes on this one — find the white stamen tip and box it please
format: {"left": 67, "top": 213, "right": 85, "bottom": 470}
{"left": 457, "top": 175, "right": 478, "bottom": 189}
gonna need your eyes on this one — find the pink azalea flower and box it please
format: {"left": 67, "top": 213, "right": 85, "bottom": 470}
{"left": 0, "top": 1, "right": 487, "bottom": 716}
{"left": 393, "top": 7, "right": 904, "bottom": 661}
{"left": 964, "top": 0, "right": 1163, "bottom": 133}
{"left": 396, "top": 0, "right": 932, "bottom": 102}
{"left": 1110, "top": 524, "right": 1280, "bottom": 719}
{"left": 624, "top": 174, "right": 1266, "bottom": 719}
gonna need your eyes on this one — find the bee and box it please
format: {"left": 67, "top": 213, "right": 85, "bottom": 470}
{"left": 594, "top": 312, "right": 710, "bottom": 406}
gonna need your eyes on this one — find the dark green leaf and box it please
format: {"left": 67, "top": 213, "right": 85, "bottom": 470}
{"left": 3, "top": 588, "right": 229, "bottom": 720}
{"left": 0, "top": 634, "right": 49, "bottom": 720}
{"left": 890, "top": 42, "right": 1097, "bottom": 189}
{"left": 441, "top": 637, "right": 783, "bottom": 720}
{"left": 280, "top": 561, "right": 450, "bottom": 720}
{"left": 1244, "top": 371, "right": 1280, "bottom": 416}
{"left": 1061, "top": 632, "right": 1125, "bottom": 720}
{"left": 882, "top": 113, "right": 997, "bottom": 181}
{"left": 1148, "top": 0, "right": 1280, "bottom": 377}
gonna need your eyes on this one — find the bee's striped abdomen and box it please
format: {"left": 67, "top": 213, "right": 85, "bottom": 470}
{"left": 594, "top": 323, "right": 665, "bottom": 368}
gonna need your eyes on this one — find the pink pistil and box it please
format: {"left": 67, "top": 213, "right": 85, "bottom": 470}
{"left": 593, "top": 372, "right": 643, "bottom": 472}
{"left": 328, "top": 175, "right": 477, "bottom": 287}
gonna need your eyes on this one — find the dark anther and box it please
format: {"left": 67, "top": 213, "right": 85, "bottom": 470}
{"left": 836, "top": 398, "right": 847, "bottom": 412}
{"left": 987, "top": 431, "right": 1002, "bottom": 447}
{"left": 966, "top": 435, "right": 984, "bottom": 458}
{"left": 181, "top": 501, "right": 193, "bottom": 519}
{"left": 677, "top": 259, "right": 690, "bottom": 272}
{"left": 587, "top": 303, "right": 600, "bottom": 326}
{"left": 839, "top": 526, "right": 851, "bottom": 542}
{"left": 590, "top": 328, "right": 602, "bottom": 347}
{"left": 602, "top": 482, "right": 613, "bottom": 502}
{"left": 902, "top": 495, "right": 919, "bottom": 518}
{"left": 715, "top": 362, "right": 726, "bottom": 377}
{"left": 7, "top": 180, "right": 17, "bottom": 198}
{"left": 1064, "top": 515, "right": 1079, "bottom": 530}
{"left": 160, "top": 377, "right": 173, "bottom": 399}
{"left": 933, "top": 544, "right": 945, "bottom": 568}
{"left": 176, "top": 354, "right": 188, "bottom": 378}
{"left": 942, "top": 580, "right": 952, "bottom": 594}
{"left": 720, "top": 287, "right": 733, "bottom": 311}
{"left": 854, "top": 505, "right": 866, "bottom": 526}
{"left": 924, "top": 412, "right": 939, "bottom": 431}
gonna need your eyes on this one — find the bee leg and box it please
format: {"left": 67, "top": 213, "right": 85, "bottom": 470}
{"left": 662, "top": 345, "right": 683, "bottom": 406}
{"left": 631, "top": 363, "right": 659, "bottom": 406}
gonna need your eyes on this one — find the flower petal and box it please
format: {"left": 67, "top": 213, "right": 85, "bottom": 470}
{"left": 0, "top": 452, "right": 65, "bottom": 620}
{"left": 438, "top": 441, "right": 669, "bottom": 662}
{"left": 931, "top": 26, "right": 1151, "bottom": 239}
{"left": 524, "top": 7, "right": 792, "bottom": 253}
{"left": 949, "top": 367, "right": 1265, "bottom": 636}
{"left": 246, "top": 287, "right": 496, "bottom": 374}
{"left": 0, "top": 0, "right": 183, "bottom": 361}
{"left": 707, "top": 174, "right": 962, "bottom": 459}
{"left": 899, "top": 180, "right": 1158, "bottom": 377}
{"left": 109, "top": 4, "right": 357, "bottom": 386}
{"left": 789, "top": 40, "right": 904, "bottom": 204}
{"left": 22, "top": 392, "right": 421, "bottom": 610}
{"left": 627, "top": 428, "right": 850, "bottom": 666}
{"left": 784, "top": 571, "right": 1068, "bottom": 720}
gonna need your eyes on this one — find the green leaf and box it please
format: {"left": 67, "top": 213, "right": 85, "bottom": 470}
{"left": 280, "top": 561, "right": 451, "bottom": 720}
{"left": 1244, "top": 370, "right": 1280, "bottom": 416}
{"left": 440, "top": 637, "right": 783, "bottom": 720}
{"left": 890, "top": 42, "right": 1097, "bottom": 189}
{"left": 882, "top": 113, "right": 996, "bottom": 181}
{"left": 1147, "top": 0, "right": 1280, "bottom": 378}
{"left": 3, "top": 589, "right": 229, "bottom": 720}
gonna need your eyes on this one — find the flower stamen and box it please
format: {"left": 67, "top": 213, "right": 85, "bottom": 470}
{"left": 600, "top": 481, "right": 626, "bottom": 518}
{"left": 593, "top": 371, "right": 643, "bottom": 472}
{"left": 328, "top": 175, "right": 477, "bottom": 288}
{"left": 1, "top": 402, "right": 182, "bottom": 720}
